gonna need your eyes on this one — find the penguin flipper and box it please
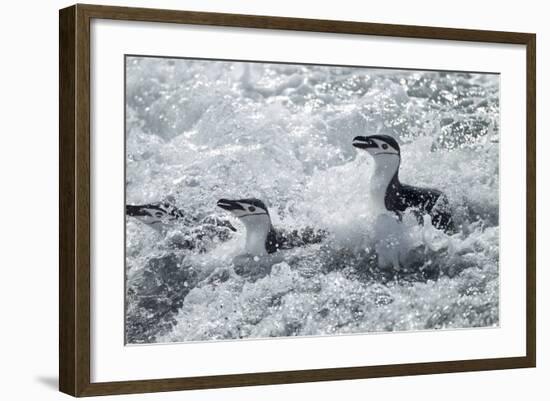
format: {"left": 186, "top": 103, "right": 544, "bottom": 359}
{"left": 392, "top": 184, "right": 455, "bottom": 233}
{"left": 430, "top": 193, "right": 455, "bottom": 233}
{"left": 273, "top": 227, "right": 327, "bottom": 251}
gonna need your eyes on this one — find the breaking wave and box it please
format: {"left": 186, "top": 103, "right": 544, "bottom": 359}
{"left": 125, "top": 57, "right": 499, "bottom": 343}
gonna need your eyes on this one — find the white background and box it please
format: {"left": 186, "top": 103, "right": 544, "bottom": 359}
{"left": 92, "top": 19, "right": 526, "bottom": 382}
{"left": 0, "top": 0, "right": 546, "bottom": 400}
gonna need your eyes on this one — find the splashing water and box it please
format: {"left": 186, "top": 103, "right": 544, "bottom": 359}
{"left": 125, "top": 57, "right": 499, "bottom": 344}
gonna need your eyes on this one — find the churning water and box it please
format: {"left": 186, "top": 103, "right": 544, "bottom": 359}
{"left": 125, "top": 57, "right": 499, "bottom": 344}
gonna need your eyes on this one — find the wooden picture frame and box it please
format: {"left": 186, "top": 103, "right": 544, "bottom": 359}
{"left": 59, "top": 3, "right": 536, "bottom": 397}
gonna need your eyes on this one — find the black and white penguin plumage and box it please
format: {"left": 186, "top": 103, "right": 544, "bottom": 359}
{"left": 217, "top": 198, "right": 326, "bottom": 256}
{"left": 126, "top": 196, "right": 186, "bottom": 229}
{"left": 352, "top": 135, "right": 454, "bottom": 232}
{"left": 126, "top": 196, "right": 235, "bottom": 230}
{"left": 126, "top": 196, "right": 236, "bottom": 251}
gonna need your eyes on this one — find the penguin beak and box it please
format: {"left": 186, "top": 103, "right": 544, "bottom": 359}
{"left": 352, "top": 136, "right": 377, "bottom": 150}
{"left": 216, "top": 199, "right": 245, "bottom": 212}
{"left": 126, "top": 204, "right": 150, "bottom": 217}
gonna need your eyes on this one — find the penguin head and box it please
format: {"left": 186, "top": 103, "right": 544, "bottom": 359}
{"left": 217, "top": 198, "right": 270, "bottom": 220}
{"left": 352, "top": 135, "right": 400, "bottom": 157}
{"left": 126, "top": 200, "right": 183, "bottom": 227}
{"left": 218, "top": 198, "right": 273, "bottom": 256}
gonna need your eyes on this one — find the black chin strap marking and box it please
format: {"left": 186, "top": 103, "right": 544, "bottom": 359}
{"left": 240, "top": 212, "right": 269, "bottom": 218}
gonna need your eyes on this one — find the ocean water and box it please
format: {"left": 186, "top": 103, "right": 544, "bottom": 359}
{"left": 125, "top": 57, "right": 500, "bottom": 344}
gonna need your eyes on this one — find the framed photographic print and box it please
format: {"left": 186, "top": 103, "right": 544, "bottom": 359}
{"left": 59, "top": 4, "right": 536, "bottom": 397}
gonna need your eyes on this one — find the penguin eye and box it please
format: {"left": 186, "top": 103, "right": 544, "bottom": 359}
{"left": 381, "top": 143, "right": 389, "bottom": 150}
{"left": 248, "top": 206, "right": 256, "bottom": 212}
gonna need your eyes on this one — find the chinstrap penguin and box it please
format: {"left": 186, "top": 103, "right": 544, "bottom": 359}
{"left": 217, "top": 198, "right": 326, "bottom": 256}
{"left": 126, "top": 196, "right": 235, "bottom": 231}
{"left": 126, "top": 196, "right": 186, "bottom": 229}
{"left": 352, "top": 134, "right": 454, "bottom": 232}
{"left": 126, "top": 196, "right": 236, "bottom": 251}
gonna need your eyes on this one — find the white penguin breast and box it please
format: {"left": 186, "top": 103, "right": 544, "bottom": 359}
{"left": 241, "top": 214, "right": 271, "bottom": 256}
{"left": 369, "top": 154, "right": 400, "bottom": 212}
